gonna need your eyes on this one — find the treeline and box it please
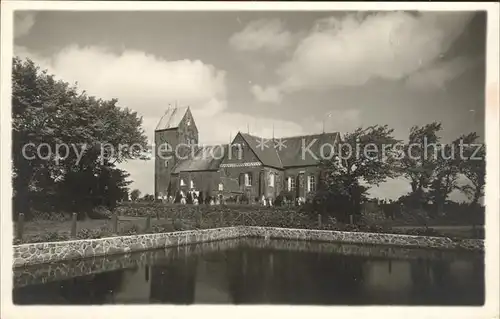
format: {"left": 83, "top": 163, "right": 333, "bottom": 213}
{"left": 309, "top": 124, "right": 485, "bottom": 223}
{"left": 12, "top": 57, "right": 148, "bottom": 219}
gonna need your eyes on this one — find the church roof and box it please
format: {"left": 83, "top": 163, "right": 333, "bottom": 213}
{"left": 236, "top": 132, "right": 340, "bottom": 169}
{"left": 276, "top": 132, "right": 340, "bottom": 167}
{"left": 172, "top": 145, "right": 228, "bottom": 173}
{"left": 155, "top": 106, "right": 189, "bottom": 131}
{"left": 171, "top": 132, "right": 340, "bottom": 173}
{"left": 239, "top": 133, "right": 283, "bottom": 169}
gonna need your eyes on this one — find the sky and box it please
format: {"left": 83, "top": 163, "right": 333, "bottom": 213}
{"left": 13, "top": 10, "right": 487, "bottom": 201}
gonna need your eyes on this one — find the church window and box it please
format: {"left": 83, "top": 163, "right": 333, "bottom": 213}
{"left": 287, "top": 176, "right": 296, "bottom": 192}
{"left": 308, "top": 175, "right": 316, "bottom": 192}
{"left": 218, "top": 183, "right": 224, "bottom": 191}
{"left": 190, "top": 180, "right": 194, "bottom": 189}
{"left": 180, "top": 179, "right": 185, "bottom": 186}
{"left": 268, "top": 172, "right": 275, "bottom": 187}
{"left": 245, "top": 173, "right": 252, "bottom": 186}
{"left": 232, "top": 143, "right": 243, "bottom": 159}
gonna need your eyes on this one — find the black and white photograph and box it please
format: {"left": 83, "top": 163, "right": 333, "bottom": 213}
{"left": 1, "top": 2, "right": 498, "bottom": 318}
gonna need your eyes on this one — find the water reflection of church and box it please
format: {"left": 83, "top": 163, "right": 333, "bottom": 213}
{"left": 111, "top": 251, "right": 482, "bottom": 305}
{"left": 13, "top": 248, "right": 483, "bottom": 305}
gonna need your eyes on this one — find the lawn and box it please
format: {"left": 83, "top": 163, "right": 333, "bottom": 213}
{"left": 13, "top": 216, "right": 178, "bottom": 242}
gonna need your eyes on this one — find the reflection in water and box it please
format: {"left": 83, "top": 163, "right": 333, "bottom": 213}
{"left": 13, "top": 242, "right": 484, "bottom": 305}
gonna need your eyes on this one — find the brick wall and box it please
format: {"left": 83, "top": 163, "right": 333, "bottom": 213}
{"left": 154, "top": 110, "right": 199, "bottom": 199}
{"left": 282, "top": 166, "right": 320, "bottom": 199}
{"left": 155, "top": 129, "right": 178, "bottom": 198}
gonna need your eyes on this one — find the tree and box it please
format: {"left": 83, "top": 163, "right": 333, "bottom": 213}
{"left": 427, "top": 135, "right": 468, "bottom": 216}
{"left": 315, "top": 125, "right": 400, "bottom": 223}
{"left": 130, "top": 189, "right": 141, "bottom": 201}
{"left": 102, "top": 167, "right": 132, "bottom": 208}
{"left": 398, "top": 122, "right": 442, "bottom": 202}
{"left": 11, "top": 57, "right": 148, "bottom": 217}
{"left": 398, "top": 125, "right": 484, "bottom": 216}
{"left": 459, "top": 136, "right": 485, "bottom": 205}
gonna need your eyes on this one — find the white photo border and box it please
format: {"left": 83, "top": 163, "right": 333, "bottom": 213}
{"left": 1, "top": 2, "right": 498, "bottom": 319}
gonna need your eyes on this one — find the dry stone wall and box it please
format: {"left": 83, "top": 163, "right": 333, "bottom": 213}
{"left": 13, "top": 226, "right": 484, "bottom": 268}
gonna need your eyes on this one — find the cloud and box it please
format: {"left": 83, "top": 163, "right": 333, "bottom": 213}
{"left": 229, "top": 18, "right": 294, "bottom": 53}
{"left": 14, "top": 45, "right": 303, "bottom": 194}
{"left": 301, "top": 109, "right": 362, "bottom": 135}
{"left": 250, "top": 12, "right": 475, "bottom": 101}
{"left": 250, "top": 85, "right": 283, "bottom": 104}
{"left": 14, "top": 12, "right": 37, "bottom": 38}
{"left": 405, "top": 56, "right": 481, "bottom": 90}
{"left": 195, "top": 112, "right": 305, "bottom": 145}
{"left": 15, "top": 45, "right": 227, "bottom": 142}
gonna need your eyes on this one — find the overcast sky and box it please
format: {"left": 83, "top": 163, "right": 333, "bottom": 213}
{"left": 13, "top": 10, "right": 487, "bottom": 200}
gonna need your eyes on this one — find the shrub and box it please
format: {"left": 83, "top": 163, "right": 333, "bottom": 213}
{"left": 19, "top": 231, "right": 71, "bottom": 244}
{"left": 88, "top": 206, "right": 113, "bottom": 219}
{"left": 241, "top": 194, "right": 249, "bottom": 204}
{"left": 31, "top": 210, "right": 70, "bottom": 222}
{"left": 186, "top": 192, "right": 193, "bottom": 204}
{"left": 151, "top": 223, "right": 174, "bottom": 233}
{"left": 174, "top": 191, "right": 182, "bottom": 203}
{"left": 77, "top": 226, "right": 113, "bottom": 239}
{"left": 273, "top": 194, "right": 284, "bottom": 206}
{"left": 361, "top": 207, "right": 388, "bottom": 225}
{"left": 121, "top": 223, "right": 140, "bottom": 236}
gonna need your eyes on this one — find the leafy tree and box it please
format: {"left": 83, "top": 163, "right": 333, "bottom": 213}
{"left": 427, "top": 135, "right": 472, "bottom": 216}
{"left": 315, "top": 125, "right": 400, "bottom": 223}
{"left": 398, "top": 124, "right": 484, "bottom": 216}
{"left": 459, "top": 136, "right": 485, "bottom": 205}
{"left": 11, "top": 57, "right": 147, "bottom": 218}
{"left": 108, "top": 168, "right": 132, "bottom": 204}
{"left": 398, "top": 122, "right": 442, "bottom": 200}
{"left": 130, "top": 189, "right": 141, "bottom": 201}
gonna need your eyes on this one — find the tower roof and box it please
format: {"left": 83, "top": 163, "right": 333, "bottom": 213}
{"left": 155, "top": 106, "right": 190, "bottom": 131}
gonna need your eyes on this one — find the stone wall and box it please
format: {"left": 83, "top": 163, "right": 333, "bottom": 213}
{"left": 13, "top": 227, "right": 241, "bottom": 268}
{"left": 13, "top": 226, "right": 484, "bottom": 268}
{"left": 241, "top": 226, "right": 485, "bottom": 251}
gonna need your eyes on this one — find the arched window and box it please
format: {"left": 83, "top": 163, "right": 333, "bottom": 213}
{"left": 245, "top": 173, "right": 252, "bottom": 186}
{"left": 268, "top": 172, "right": 275, "bottom": 187}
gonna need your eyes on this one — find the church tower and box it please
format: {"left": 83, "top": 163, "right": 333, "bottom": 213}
{"left": 154, "top": 106, "right": 198, "bottom": 199}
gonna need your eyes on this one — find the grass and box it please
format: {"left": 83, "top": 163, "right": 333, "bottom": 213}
{"left": 13, "top": 216, "right": 180, "bottom": 243}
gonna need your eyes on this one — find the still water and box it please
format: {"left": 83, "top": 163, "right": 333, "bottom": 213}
{"left": 13, "top": 239, "right": 484, "bottom": 305}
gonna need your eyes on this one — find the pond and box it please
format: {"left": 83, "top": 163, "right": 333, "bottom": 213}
{"left": 13, "top": 238, "right": 484, "bottom": 305}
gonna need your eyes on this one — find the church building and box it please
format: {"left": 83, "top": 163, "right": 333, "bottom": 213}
{"left": 154, "top": 106, "right": 340, "bottom": 202}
